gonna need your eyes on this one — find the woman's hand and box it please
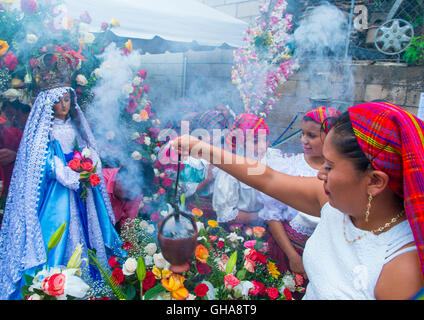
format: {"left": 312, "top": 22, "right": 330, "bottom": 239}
{"left": 170, "top": 135, "right": 206, "bottom": 160}
{"left": 288, "top": 252, "right": 307, "bottom": 279}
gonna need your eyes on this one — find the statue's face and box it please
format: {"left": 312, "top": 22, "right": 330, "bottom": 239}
{"left": 53, "top": 92, "right": 71, "bottom": 120}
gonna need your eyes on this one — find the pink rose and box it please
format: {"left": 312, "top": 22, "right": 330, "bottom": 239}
{"left": 73, "top": 151, "right": 84, "bottom": 160}
{"left": 243, "top": 240, "right": 256, "bottom": 249}
{"left": 150, "top": 211, "right": 161, "bottom": 222}
{"left": 3, "top": 52, "right": 17, "bottom": 71}
{"left": 138, "top": 70, "right": 147, "bottom": 79}
{"left": 157, "top": 187, "right": 166, "bottom": 195}
{"left": 249, "top": 281, "right": 266, "bottom": 296}
{"left": 143, "top": 84, "right": 149, "bottom": 93}
{"left": 101, "top": 22, "right": 109, "bottom": 31}
{"left": 42, "top": 273, "right": 65, "bottom": 296}
{"left": 224, "top": 274, "right": 240, "bottom": 290}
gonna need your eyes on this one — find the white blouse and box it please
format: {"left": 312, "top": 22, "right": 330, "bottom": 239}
{"left": 258, "top": 153, "right": 320, "bottom": 236}
{"left": 303, "top": 203, "right": 416, "bottom": 300}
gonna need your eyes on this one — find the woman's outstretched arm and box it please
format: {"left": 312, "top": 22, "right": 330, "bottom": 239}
{"left": 172, "top": 135, "right": 327, "bottom": 217}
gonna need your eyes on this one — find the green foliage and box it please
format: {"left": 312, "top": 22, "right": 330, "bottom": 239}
{"left": 403, "top": 35, "right": 424, "bottom": 65}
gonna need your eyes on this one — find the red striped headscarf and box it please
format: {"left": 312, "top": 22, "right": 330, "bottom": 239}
{"left": 348, "top": 101, "right": 424, "bottom": 275}
{"left": 194, "top": 110, "right": 226, "bottom": 130}
{"left": 224, "top": 113, "right": 269, "bottom": 153}
{"left": 304, "top": 105, "right": 341, "bottom": 133}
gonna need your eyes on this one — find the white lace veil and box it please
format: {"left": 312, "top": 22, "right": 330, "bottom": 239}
{"left": 0, "top": 87, "right": 115, "bottom": 299}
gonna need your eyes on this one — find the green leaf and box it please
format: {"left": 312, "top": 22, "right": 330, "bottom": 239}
{"left": 136, "top": 256, "right": 146, "bottom": 282}
{"left": 180, "top": 193, "right": 186, "bottom": 207}
{"left": 144, "top": 283, "right": 166, "bottom": 300}
{"left": 236, "top": 269, "right": 247, "bottom": 281}
{"left": 226, "top": 251, "right": 237, "bottom": 275}
{"left": 47, "top": 222, "right": 66, "bottom": 250}
{"left": 24, "top": 274, "right": 34, "bottom": 286}
{"left": 125, "top": 285, "right": 136, "bottom": 300}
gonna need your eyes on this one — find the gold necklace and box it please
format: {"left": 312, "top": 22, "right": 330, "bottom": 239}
{"left": 343, "top": 211, "right": 405, "bottom": 243}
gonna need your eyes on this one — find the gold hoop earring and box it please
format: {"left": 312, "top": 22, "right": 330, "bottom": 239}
{"left": 365, "top": 193, "right": 373, "bottom": 223}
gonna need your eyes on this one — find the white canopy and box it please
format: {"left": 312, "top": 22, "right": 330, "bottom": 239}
{"left": 63, "top": 0, "right": 248, "bottom": 47}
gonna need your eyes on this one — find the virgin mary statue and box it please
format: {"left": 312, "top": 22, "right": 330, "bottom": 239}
{"left": 0, "top": 52, "right": 124, "bottom": 299}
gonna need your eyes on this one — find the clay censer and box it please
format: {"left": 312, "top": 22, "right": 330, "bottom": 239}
{"left": 157, "top": 153, "right": 198, "bottom": 273}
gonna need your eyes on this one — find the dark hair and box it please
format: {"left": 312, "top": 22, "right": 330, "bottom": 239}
{"left": 330, "top": 111, "right": 373, "bottom": 172}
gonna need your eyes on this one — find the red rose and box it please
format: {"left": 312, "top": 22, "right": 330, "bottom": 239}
{"left": 162, "top": 178, "right": 173, "bottom": 188}
{"left": 283, "top": 288, "right": 293, "bottom": 300}
{"left": 194, "top": 283, "right": 209, "bottom": 297}
{"left": 68, "top": 159, "right": 81, "bottom": 171}
{"left": 196, "top": 260, "right": 211, "bottom": 275}
{"left": 249, "top": 281, "right": 266, "bottom": 296}
{"left": 88, "top": 173, "right": 101, "bottom": 187}
{"left": 217, "top": 241, "right": 224, "bottom": 250}
{"left": 157, "top": 187, "right": 165, "bottom": 195}
{"left": 111, "top": 268, "right": 125, "bottom": 285}
{"left": 42, "top": 273, "right": 65, "bottom": 296}
{"left": 266, "top": 287, "right": 280, "bottom": 300}
{"left": 108, "top": 256, "right": 120, "bottom": 268}
{"left": 3, "top": 52, "right": 18, "bottom": 71}
{"left": 81, "top": 161, "right": 93, "bottom": 172}
{"left": 142, "top": 271, "right": 156, "bottom": 293}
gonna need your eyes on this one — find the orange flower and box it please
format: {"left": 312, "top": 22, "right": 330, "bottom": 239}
{"left": 0, "top": 40, "right": 9, "bottom": 56}
{"left": 195, "top": 244, "right": 209, "bottom": 263}
{"left": 253, "top": 226, "right": 266, "bottom": 238}
{"left": 140, "top": 109, "right": 149, "bottom": 121}
{"left": 161, "top": 274, "right": 188, "bottom": 300}
{"left": 191, "top": 208, "right": 203, "bottom": 217}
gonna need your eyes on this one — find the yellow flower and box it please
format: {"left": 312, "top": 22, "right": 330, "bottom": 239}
{"left": 67, "top": 243, "right": 87, "bottom": 276}
{"left": 152, "top": 266, "right": 171, "bottom": 280}
{"left": 161, "top": 274, "right": 188, "bottom": 300}
{"left": 191, "top": 208, "right": 203, "bottom": 217}
{"left": 267, "top": 261, "right": 280, "bottom": 279}
{"left": 0, "top": 40, "right": 9, "bottom": 56}
{"left": 125, "top": 39, "right": 133, "bottom": 52}
{"left": 208, "top": 220, "right": 218, "bottom": 228}
{"left": 110, "top": 17, "right": 120, "bottom": 28}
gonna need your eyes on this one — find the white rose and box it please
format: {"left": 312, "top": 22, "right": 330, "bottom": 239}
{"left": 122, "top": 83, "right": 133, "bottom": 96}
{"left": 139, "top": 220, "right": 149, "bottom": 230}
{"left": 153, "top": 168, "right": 160, "bottom": 177}
{"left": 132, "top": 76, "right": 142, "bottom": 86}
{"left": 131, "top": 151, "right": 142, "bottom": 160}
{"left": 146, "top": 224, "right": 155, "bottom": 235}
{"left": 132, "top": 113, "right": 142, "bottom": 122}
{"left": 76, "top": 74, "right": 88, "bottom": 86}
{"left": 150, "top": 154, "right": 156, "bottom": 161}
{"left": 122, "top": 257, "right": 137, "bottom": 276}
{"left": 131, "top": 132, "right": 140, "bottom": 140}
{"left": 153, "top": 253, "right": 169, "bottom": 269}
{"left": 144, "top": 136, "right": 151, "bottom": 146}
{"left": 144, "top": 243, "right": 157, "bottom": 256}
{"left": 83, "top": 32, "right": 95, "bottom": 44}
{"left": 91, "top": 68, "right": 101, "bottom": 79}
{"left": 81, "top": 147, "right": 91, "bottom": 158}
{"left": 144, "top": 255, "right": 153, "bottom": 266}
{"left": 26, "top": 34, "right": 38, "bottom": 44}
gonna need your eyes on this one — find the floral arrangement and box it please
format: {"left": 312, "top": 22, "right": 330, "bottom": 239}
{"left": 0, "top": 0, "right": 124, "bottom": 108}
{"left": 231, "top": 0, "right": 299, "bottom": 118}
{"left": 87, "top": 207, "right": 305, "bottom": 300}
{"left": 68, "top": 142, "right": 100, "bottom": 198}
{"left": 21, "top": 222, "right": 91, "bottom": 300}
